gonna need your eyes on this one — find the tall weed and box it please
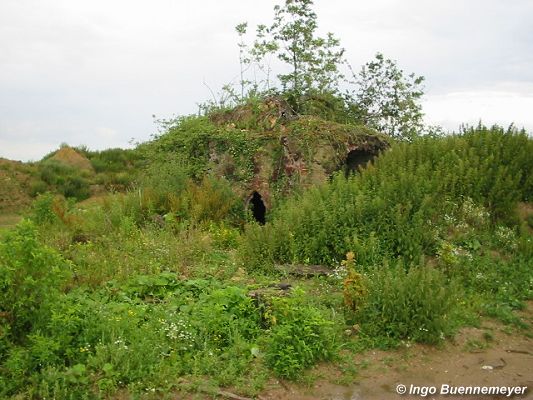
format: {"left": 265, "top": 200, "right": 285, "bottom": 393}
{"left": 358, "top": 263, "right": 457, "bottom": 344}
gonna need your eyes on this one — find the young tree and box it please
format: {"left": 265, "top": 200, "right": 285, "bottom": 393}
{"left": 351, "top": 53, "right": 425, "bottom": 140}
{"left": 233, "top": 2, "right": 428, "bottom": 136}
{"left": 270, "top": 0, "right": 344, "bottom": 97}
{"left": 235, "top": 22, "right": 251, "bottom": 101}
{"left": 238, "top": 0, "right": 344, "bottom": 109}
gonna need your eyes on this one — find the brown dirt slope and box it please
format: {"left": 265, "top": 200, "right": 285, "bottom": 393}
{"left": 50, "top": 147, "right": 94, "bottom": 172}
{"left": 0, "top": 158, "right": 33, "bottom": 213}
{"left": 259, "top": 303, "right": 533, "bottom": 400}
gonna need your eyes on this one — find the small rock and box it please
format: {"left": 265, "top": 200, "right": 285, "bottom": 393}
{"left": 481, "top": 365, "right": 493, "bottom": 371}
{"left": 482, "top": 358, "right": 506, "bottom": 369}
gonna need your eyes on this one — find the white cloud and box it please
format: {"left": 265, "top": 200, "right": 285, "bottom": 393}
{"left": 0, "top": 139, "right": 56, "bottom": 162}
{"left": 0, "top": 0, "right": 532, "bottom": 160}
{"left": 424, "top": 89, "right": 533, "bottom": 132}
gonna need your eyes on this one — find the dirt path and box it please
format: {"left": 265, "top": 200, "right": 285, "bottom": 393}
{"left": 0, "top": 213, "right": 22, "bottom": 230}
{"left": 259, "top": 304, "right": 533, "bottom": 400}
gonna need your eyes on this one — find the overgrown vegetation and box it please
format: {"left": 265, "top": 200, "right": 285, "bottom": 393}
{"left": 0, "top": 146, "right": 143, "bottom": 216}
{"left": 240, "top": 124, "right": 532, "bottom": 270}
{"left": 1, "top": 124, "right": 531, "bottom": 398}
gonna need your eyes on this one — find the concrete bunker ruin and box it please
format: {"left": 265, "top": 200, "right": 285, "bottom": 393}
{"left": 204, "top": 103, "right": 390, "bottom": 213}
{"left": 344, "top": 149, "right": 377, "bottom": 176}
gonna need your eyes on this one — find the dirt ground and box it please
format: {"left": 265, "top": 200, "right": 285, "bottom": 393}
{"left": 0, "top": 213, "right": 22, "bottom": 230}
{"left": 258, "top": 303, "right": 533, "bottom": 400}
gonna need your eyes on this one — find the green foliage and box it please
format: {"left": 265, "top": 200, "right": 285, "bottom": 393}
{"left": 0, "top": 220, "right": 71, "bottom": 347}
{"left": 87, "top": 148, "right": 141, "bottom": 174}
{"left": 349, "top": 53, "right": 425, "bottom": 140}
{"left": 87, "top": 147, "right": 142, "bottom": 191}
{"left": 235, "top": 0, "right": 344, "bottom": 110}
{"left": 2, "top": 122, "right": 532, "bottom": 397}
{"left": 208, "top": 222, "right": 241, "bottom": 249}
{"left": 36, "top": 146, "right": 142, "bottom": 201}
{"left": 264, "top": 291, "right": 337, "bottom": 378}
{"left": 184, "top": 176, "right": 245, "bottom": 224}
{"left": 448, "top": 248, "right": 533, "bottom": 318}
{"left": 30, "top": 193, "right": 60, "bottom": 225}
{"left": 240, "top": 126, "right": 532, "bottom": 269}
{"left": 269, "top": 0, "right": 344, "bottom": 99}
{"left": 142, "top": 115, "right": 260, "bottom": 183}
{"left": 357, "top": 264, "right": 456, "bottom": 344}
{"left": 0, "top": 277, "right": 260, "bottom": 397}
{"left": 230, "top": 0, "right": 429, "bottom": 134}
{"left": 141, "top": 153, "right": 189, "bottom": 198}
{"left": 1, "top": 268, "right": 335, "bottom": 397}
{"left": 28, "top": 179, "right": 49, "bottom": 198}
{"left": 38, "top": 160, "right": 91, "bottom": 201}
{"left": 342, "top": 252, "right": 367, "bottom": 314}
{"left": 297, "top": 91, "right": 362, "bottom": 124}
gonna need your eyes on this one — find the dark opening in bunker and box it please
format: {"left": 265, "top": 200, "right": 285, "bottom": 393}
{"left": 249, "top": 191, "right": 266, "bottom": 224}
{"left": 344, "top": 149, "right": 376, "bottom": 176}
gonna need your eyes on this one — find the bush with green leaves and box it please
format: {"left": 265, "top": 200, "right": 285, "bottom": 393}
{"left": 349, "top": 52, "right": 425, "bottom": 141}
{"left": 94, "top": 176, "right": 244, "bottom": 231}
{"left": 141, "top": 115, "right": 260, "bottom": 183}
{"left": 1, "top": 277, "right": 259, "bottom": 397}
{"left": 30, "top": 192, "right": 60, "bottom": 225}
{"left": 28, "top": 179, "right": 49, "bottom": 198}
{"left": 264, "top": 291, "right": 337, "bottom": 378}
{"left": 38, "top": 160, "right": 91, "bottom": 201}
{"left": 86, "top": 148, "right": 142, "bottom": 174}
{"left": 357, "top": 263, "right": 457, "bottom": 344}
{"left": 0, "top": 220, "right": 71, "bottom": 349}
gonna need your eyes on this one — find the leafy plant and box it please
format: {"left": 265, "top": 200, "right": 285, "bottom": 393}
{"left": 236, "top": 0, "right": 345, "bottom": 110}
{"left": 264, "top": 291, "right": 337, "bottom": 378}
{"left": 358, "top": 263, "right": 456, "bottom": 344}
{"left": 349, "top": 52, "right": 425, "bottom": 140}
{"left": 239, "top": 126, "right": 532, "bottom": 269}
{"left": 342, "top": 252, "right": 367, "bottom": 314}
{"left": 30, "top": 193, "right": 60, "bottom": 225}
{"left": 0, "top": 220, "right": 71, "bottom": 346}
{"left": 39, "top": 160, "right": 91, "bottom": 201}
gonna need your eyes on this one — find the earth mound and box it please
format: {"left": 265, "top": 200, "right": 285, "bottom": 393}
{"left": 50, "top": 147, "right": 94, "bottom": 172}
{"left": 0, "top": 158, "right": 33, "bottom": 213}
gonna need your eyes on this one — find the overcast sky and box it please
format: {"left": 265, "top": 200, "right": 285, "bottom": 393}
{"left": 1, "top": 0, "right": 532, "bottom": 161}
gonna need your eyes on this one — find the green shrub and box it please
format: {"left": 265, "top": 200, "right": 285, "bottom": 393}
{"left": 92, "top": 174, "right": 244, "bottom": 233}
{"left": 141, "top": 153, "right": 189, "bottom": 195}
{"left": 28, "top": 179, "right": 49, "bottom": 197}
{"left": 30, "top": 193, "right": 59, "bottom": 225}
{"left": 264, "top": 292, "right": 337, "bottom": 379}
{"left": 184, "top": 176, "right": 244, "bottom": 224}
{"left": 38, "top": 160, "right": 91, "bottom": 201}
{"left": 140, "top": 114, "right": 260, "bottom": 183}
{"left": 358, "top": 263, "right": 456, "bottom": 344}
{"left": 88, "top": 148, "right": 142, "bottom": 174}
{"left": 0, "top": 220, "right": 71, "bottom": 344}
{"left": 0, "top": 280, "right": 266, "bottom": 397}
{"left": 208, "top": 222, "right": 241, "bottom": 249}
{"left": 192, "top": 286, "right": 262, "bottom": 347}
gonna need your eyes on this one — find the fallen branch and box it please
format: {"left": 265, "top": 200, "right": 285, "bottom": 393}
{"left": 175, "top": 378, "right": 254, "bottom": 400}
{"left": 214, "top": 389, "right": 254, "bottom": 400}
{"left": 505, "top": 349, "right": 533, "bottom": 355}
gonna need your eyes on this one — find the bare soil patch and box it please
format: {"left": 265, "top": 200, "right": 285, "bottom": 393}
{"left": 259, "top": 303, "right": 533, "bottom": 400}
